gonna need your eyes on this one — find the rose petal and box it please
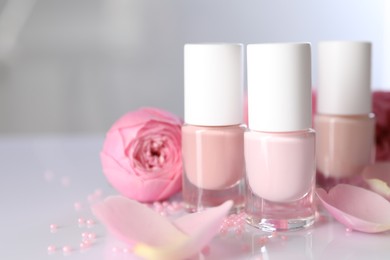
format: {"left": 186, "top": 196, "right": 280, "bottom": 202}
{"left": 110, "top": 107, "right": 182, "bottom": 132}
{"left": 101, "top": 152, "right": 181, "bottom": 202}
{"left": 173, "top": 200, "right": 232, "bottom": 238}
{"left": 316, "top": 184, "right": 390, "bottom": 233}
{"left": 91, "top": 196, "right": 187, "bottom": 246}
{"left": 362, "top": 162, "right": 390, "bottom": 199}
{"left": 134, "top": 201, "right": 233, "bottom": 260}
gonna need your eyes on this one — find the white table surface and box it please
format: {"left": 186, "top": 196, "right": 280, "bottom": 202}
{"left": 1, "top": 135, "right": 390, "bottom": 260}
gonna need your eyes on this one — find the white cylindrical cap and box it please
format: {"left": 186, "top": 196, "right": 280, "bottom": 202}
{"left": 184, "top": 43, "right": 243, "bottom": 126}
{"left": 247, "top": 43, "right": 312, "bottom": 132}
{"left": 317, "top": 41, "right": 372, "bottom": 115}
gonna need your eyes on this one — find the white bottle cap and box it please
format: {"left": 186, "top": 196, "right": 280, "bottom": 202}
{"left": 317, "top": 41, "right": 372, "bottom": 115}
{"left": 184, "top": 43, "right": 243, "bottom": 126}
{"left": 247, "top": 43, "right": 312, "bottom": 132}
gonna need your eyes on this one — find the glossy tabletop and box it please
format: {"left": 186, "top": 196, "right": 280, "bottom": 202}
{"left": 1, "top": 135, "right": 390, "bottom": 260}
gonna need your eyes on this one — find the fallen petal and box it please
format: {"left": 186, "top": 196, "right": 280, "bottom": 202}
{"left": 316, "top": 184, "right": 390, "bottom": 233}
{"left": 134, "top": 200, "right": 233, "bottom": 260}
{"left": 91, "top": 196, "right": 187, "bottom": 246}
{"left": 362, "top": 162, "right": 390, "bottom": 199}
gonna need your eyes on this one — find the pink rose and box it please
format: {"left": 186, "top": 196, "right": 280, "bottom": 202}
{"left": 373, "top": 91, "right": 390, "bottom": 161}
{"left": 100, "top": 108, "right": 183, "bottom": 202}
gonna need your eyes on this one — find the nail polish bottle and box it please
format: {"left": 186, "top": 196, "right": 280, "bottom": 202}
{"left": 245, "top": 43, "right": 316, "bottom": 231}
{"left": 315, "top": 41, "right": 375, "bottom": 190}
{"left": 182, "top": 43, "right": 246, "bottom": 212}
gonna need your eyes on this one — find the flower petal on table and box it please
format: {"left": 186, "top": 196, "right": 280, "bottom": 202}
{"left": 134, "top": 200, "right": 233, "bottom": 260}
{"left": 91, "top": 196, "right": 187, "bottom": 246}
{"left": 316, "top": 184, "right": 390, "bottom": 233}
{"left": 362, "top": 162, "right": 390, "bottom": 199}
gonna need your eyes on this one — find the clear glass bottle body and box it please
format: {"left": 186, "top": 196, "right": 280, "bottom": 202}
{"left": 182, "top": 124, "right": 246, "bottom": 212}
{"left": 245, "top": 129, "right": 316, "bottom": 231}
{"left": 315, "top": 113, "right": 375, "bottom": 190}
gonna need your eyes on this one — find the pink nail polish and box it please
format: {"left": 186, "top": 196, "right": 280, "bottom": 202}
{"left": 315, "top": 41, "right": 375, "bottom": 190}
{"left": 245, "top": 43, "right": 316, "bottom": 231}
{"left": 182, "top": 44, "right": 246, "bottom": 212}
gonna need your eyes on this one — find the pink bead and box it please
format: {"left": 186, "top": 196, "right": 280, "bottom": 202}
{"left": 87, "top": 194, "right": 94, "bottom": 202}
{"left": 50, "top": 224, "right": 57, "bottom": 229}
{"left": 153, "top": 202, "right": 163, "bottom": 211}
{"left": 162, "top": 201, "right": 169, "bottom": 207}
{"left": 80, "top": 242, "right": 88, "bottom": 249}
{"left": 49, "top": 224, "right": 58, "bottom": 232}
{"left": 160, "top": 211, "right": 167, "bottom": 217}
{"left": 346, "top": 228, "right": 352, "bottom": 232}
{"left": 47, "top": 245, "right": 56, "bottom": 253}
{"left": 112, "top": 247, "right": 119, "bottom": 253}
{"left": 62, "top": 246, "right": 72, "bottom": 253}
{"left": 88, "top": 233, "right": 96, "bottom": 239}
{"left": 81, "top": 232, "right": 88, "bottom": 238}
{"left": 74, "top": 202, "right": 82, "bottom": 211}
{"left": 83, "top": 240, "right": 92, "bottom": 246}
{"left": 122, "top": 248, "right": 130, "bottom": 254}
{"left": 171, "top": 201, "right": 179, "bottom": 209}
{"left": 78, "top": 217, "right": 85, "bottom": 225}
{"left": 86, "top": 219, "right": 95, "bottom": 226}
{"left": 61, "top": 176, "right": 71, "bottom": 187}
{"left": 44, "top": 170, "right": 54, "bottom": 182}
{"left": 153, "top": 201, "right": 161, "bottom": 207}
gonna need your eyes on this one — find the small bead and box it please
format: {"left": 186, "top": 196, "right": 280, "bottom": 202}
{"left": 61, "top": 176, "right": 71, "bottom": 187}
{"left": 50, "top": 224, "right": 57, "bottom": 229}
{"left": 74, "top": 202, "right": 82, "bottom": 211}
{"left": 160, "top": 211, "right": 167, "bottom": 217}
{"left": 122, "top": 248, "right": 130, "bottom": 254}
{"left": 88, "top": 233, "right": 96, "bottom": 239}
{"left": 83, "top": 240, "right": 92, "bottom": 246}
{"left": 47, "top": 245, "right": 56, "bottom": 253}
{"left": 162, "top": 201, "right": 169, "bottom": 207}
{"left": 86, "top": 219, "right": 95, "bottom": 226}
{"left": 62, "top": 246, "right": 72, "bottom": 253}
{"left": 49, "top": 224, "right": 58, "bottom": 232}
{"left": 80, "top": 242, "right": 88, "bottom": 249}
{"left": 87, "top": 194, "right": 94, "bottom": 202}
{"left": 78, "top": 217, "right": 85, "bottom": 225}
{"left": 346, "top": 228, "right": 352, "bottom": 232}
{"left": 112, "top": 247, "right": 119, "bottom": 253}
{"left": 44, "top": 170, "right": 54, "bottom": 182}
{"left": 154, "top": 206, "right": 163, "bottom": 213}
{"left": 171, "top": 201, "right": 179, "bottom": 209}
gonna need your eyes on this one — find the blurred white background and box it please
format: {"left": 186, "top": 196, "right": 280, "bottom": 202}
{"left": 0, "top": 0, "right": 388, "bottom": 133}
